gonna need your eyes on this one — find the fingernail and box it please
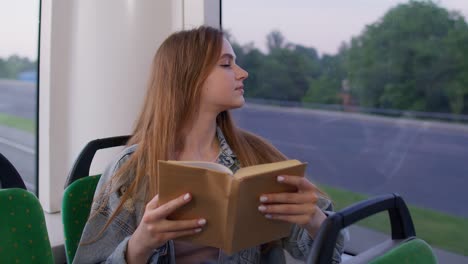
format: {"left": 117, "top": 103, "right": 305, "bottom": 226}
{"left": 260, "top": 196, "right": 268, "bottom": 202}
{"left": 183, "top": 193, "right": 191, "bottom": 201}
{"left": 265, "top": 214, "right": 272, "bottom": 219}
{"left": 277, "top": 176, "right": 285, "bottom": 182}
{"left": 198, "top": 219, "right": 207, "bottom": 225}
{"left": 195, "top": 228, "right": 202, "bottom": 233}
{"left": 258, "top": 205, "right": 266, "bottom": 212}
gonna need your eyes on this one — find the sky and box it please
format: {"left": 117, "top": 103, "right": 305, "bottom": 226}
{"left": 0, "top": 0, "right": 467, "bottom": 59}
{"left": 222, "top": 0, "right": 468, "bottom": 55}
{"left": 0, "top": 0, "right": 39, "bottom": 59}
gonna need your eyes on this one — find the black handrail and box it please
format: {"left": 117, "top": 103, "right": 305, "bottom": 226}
{"left": 307, "top": 193, "right": 415, "bottom": 264}
{"left": 64, "top": 135, "right": 131, "bottom": 187}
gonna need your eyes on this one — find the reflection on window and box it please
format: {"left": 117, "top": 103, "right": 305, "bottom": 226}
{"left": 0, "top": 0, "right": 40, "bottom": 194}
{"left": 223, "top": 0, "right": 468, "bottom": 258}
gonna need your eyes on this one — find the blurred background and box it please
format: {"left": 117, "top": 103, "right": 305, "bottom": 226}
{"left": 222, "top": 0, "right": 468, "bottom": 259}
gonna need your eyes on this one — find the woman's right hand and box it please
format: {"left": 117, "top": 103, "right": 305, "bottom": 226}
{"left": 126, "top": 193, "right": 206, "bottom": 263}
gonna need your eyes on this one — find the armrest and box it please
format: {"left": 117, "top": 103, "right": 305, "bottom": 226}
{"left": 308, "top": 193, "right": 415, "bottom": 264}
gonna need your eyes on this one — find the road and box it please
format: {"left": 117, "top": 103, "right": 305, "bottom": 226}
{"left": 0, "top": 125, "right": 36, "bottom": 192}
{"left": 231, "top": 104, "right": 468, "bottom": 218}
{"left": 0, "top": 80, "right": 36, "bottom": 119}
{"left": 0, "top": 80, "right": 36, "bottom": 192}
{"left": 1, "top": 80, "right": 468, "bottom": 218}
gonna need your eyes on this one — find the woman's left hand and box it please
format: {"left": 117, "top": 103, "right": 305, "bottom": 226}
{"left": 258, "top": 175, "right": 327, "bottom": 238}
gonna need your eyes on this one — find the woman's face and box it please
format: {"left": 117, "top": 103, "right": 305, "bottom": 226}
{"left": 201, "top": 38, "right": 248, "bottom": 113}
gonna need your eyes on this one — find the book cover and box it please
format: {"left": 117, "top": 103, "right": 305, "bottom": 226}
{"left": 157, "top": 159, "right": 307, "bottom": 254}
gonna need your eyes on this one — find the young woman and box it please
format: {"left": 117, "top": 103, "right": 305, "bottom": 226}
{"left": 73, "top": 26, "right": 344, "bottom": 264}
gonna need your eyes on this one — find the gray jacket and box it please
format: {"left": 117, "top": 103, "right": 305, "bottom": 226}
{"left": 73, "top": 128, "right": 344, "bottom": 263}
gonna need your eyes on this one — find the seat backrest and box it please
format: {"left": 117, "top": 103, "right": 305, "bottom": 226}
{"left": 62, "top": 174, "right": 101, "bottom": 263}
{"left": 0, "top": 153, "right": 27, "bottom": 189}
{"left": 308, "top": 193, "right": 438, "bottom": 264}
{"left": 344, "top": 237, "right": 437, "bottom": 264}
{"left": 369, "top": 238, "right": 437, "bottom": 264}
{"left": 0, "top": 188, "right": 53, "bottom": 263}
{"left": 64, "top": 135, "right": 130, "bottom": 187}
{"left": 62, "top": 135, "right": 130, "bottom": 262}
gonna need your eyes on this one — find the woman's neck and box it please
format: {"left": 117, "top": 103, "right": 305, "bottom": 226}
{"left": 177, "top": 110, "right": 220, "bottom": 161}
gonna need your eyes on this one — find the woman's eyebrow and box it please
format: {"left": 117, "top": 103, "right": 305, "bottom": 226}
{"left": 219, "top": 53, "right": 236, "bottom": 60}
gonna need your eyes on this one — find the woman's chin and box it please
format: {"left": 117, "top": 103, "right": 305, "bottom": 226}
{"left": 222, "top": 98, "right": 245, "bottom": 111}
{"left": 232, "top": 97, "right": 245, "bottom": 109}
{"left": 218, "top": 96, "right": 245, "bottom": 112}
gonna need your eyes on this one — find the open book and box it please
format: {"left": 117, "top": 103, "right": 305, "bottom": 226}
{"left": 157, "top": 159, "right": 307, "bottom": 254}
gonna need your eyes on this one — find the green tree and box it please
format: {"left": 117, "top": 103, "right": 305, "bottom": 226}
{"left": 303, "top": 53, "right": 347, "bottom": 105}
{"left": 266, "top": 30, "right": 286, "bottom": 51}
{"left": 345, "top": 0, "right": 468, "bottom": 114}
{"left": 0, "top": 58, "right": 12, "bottom": 78}
{"left": 0, "top": 55, "right": 37, "bottom": 80}
{"left": 255, "top": 45, "right": 320, "bottom": 101}
{"left": 234, "top": 31, "right": 322, "bottom": 101}
{"left": 443, "top": 14, "right": 468, "bottom": 114}
{"left": 229, "top": 41, "right": 264, "bottom": 99}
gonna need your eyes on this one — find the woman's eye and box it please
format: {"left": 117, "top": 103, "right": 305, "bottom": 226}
{"left": 221, "top": 64, "right": 231, "bottom": 68}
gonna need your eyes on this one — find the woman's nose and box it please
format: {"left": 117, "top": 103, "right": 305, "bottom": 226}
{"left": 236, "top": 66, "right": 248, "bottom": 80}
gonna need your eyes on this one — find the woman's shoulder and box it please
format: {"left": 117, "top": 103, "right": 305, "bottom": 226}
{"left": 97, "top": 144, "right": 138, "bottom": 189}
{"left": 117, "top": 144, "right": 138, "bottom": 163}
{"left": 111, "top": 144, "right": 138, "bottom": 171}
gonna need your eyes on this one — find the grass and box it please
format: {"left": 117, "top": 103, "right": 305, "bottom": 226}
{"left": 320, "top": 184, "right": 468, "bottom": 256}
{"left": 0, "top": 113, "right": 35, "bottom": 133}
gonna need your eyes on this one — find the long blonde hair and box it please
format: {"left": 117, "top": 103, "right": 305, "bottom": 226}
{"left": 94, "top": 26, "right": 307, "bottom": 243}
{"left": 89, "top": 26, "right": 324, "bottom": 252}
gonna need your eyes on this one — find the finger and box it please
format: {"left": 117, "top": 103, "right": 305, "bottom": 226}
{"left": 162, "top": 228, "right": 204, "bottom": 241}
{"left": 258, "top": 204, "right": 314, "bottom": 215}
{"left": 259, "top": 192, "right": 317, "bottom": 204}
{"left": 146, "top": 193, "right": 191, "bottom": 221}
{"left": 276, "top": 175, "right": 316, "bottom": 191}
{"left": 146, "top": 194, "right": 160, "bottom": 210}
{"left": 264, "top": 214, "right": 310, "bottom": 226}
{"left": 159, "top": 218, "right": 207, "bottom": 233}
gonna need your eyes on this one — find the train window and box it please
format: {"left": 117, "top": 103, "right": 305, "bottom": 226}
{"left": 222, "top": 0, "right": 468, "bottom": 261}
{"left": 0, "top": 0, "right": 40, "bottom": 194}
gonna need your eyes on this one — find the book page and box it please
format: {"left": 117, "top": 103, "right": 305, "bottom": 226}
{"left": 228, "top": 162, "right": 307, "bottom": 253}
{"left": 158, "top": 160, "right": 232, "bottom": 249}
{"left": 233, "top": 159, "right": 303, "bottom": 179}
{"left": 167, "top": 160, "right": 233, "bottom": 175}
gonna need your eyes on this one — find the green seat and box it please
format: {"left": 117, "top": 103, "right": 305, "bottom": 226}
{"left": 62, "top": 174, "right": 101, "bottom": 263}
{"left": 308, "top": 193, "right": 438, "bottom": 264}
{"left": 0, "top": 188, "right": 54, "bottom": 263}
{"left": 62, "top": 135, "right": 129, "bottom": 263}
{"left": 370, "top": 238, "right": 437, "bottom": 264}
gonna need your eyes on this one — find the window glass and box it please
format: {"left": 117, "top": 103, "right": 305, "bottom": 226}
{"left": 0, "top": 0, "right": 40, "bottom": 194}
{"left": 223, "top": 0, "right": 468, "bottom": 259}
